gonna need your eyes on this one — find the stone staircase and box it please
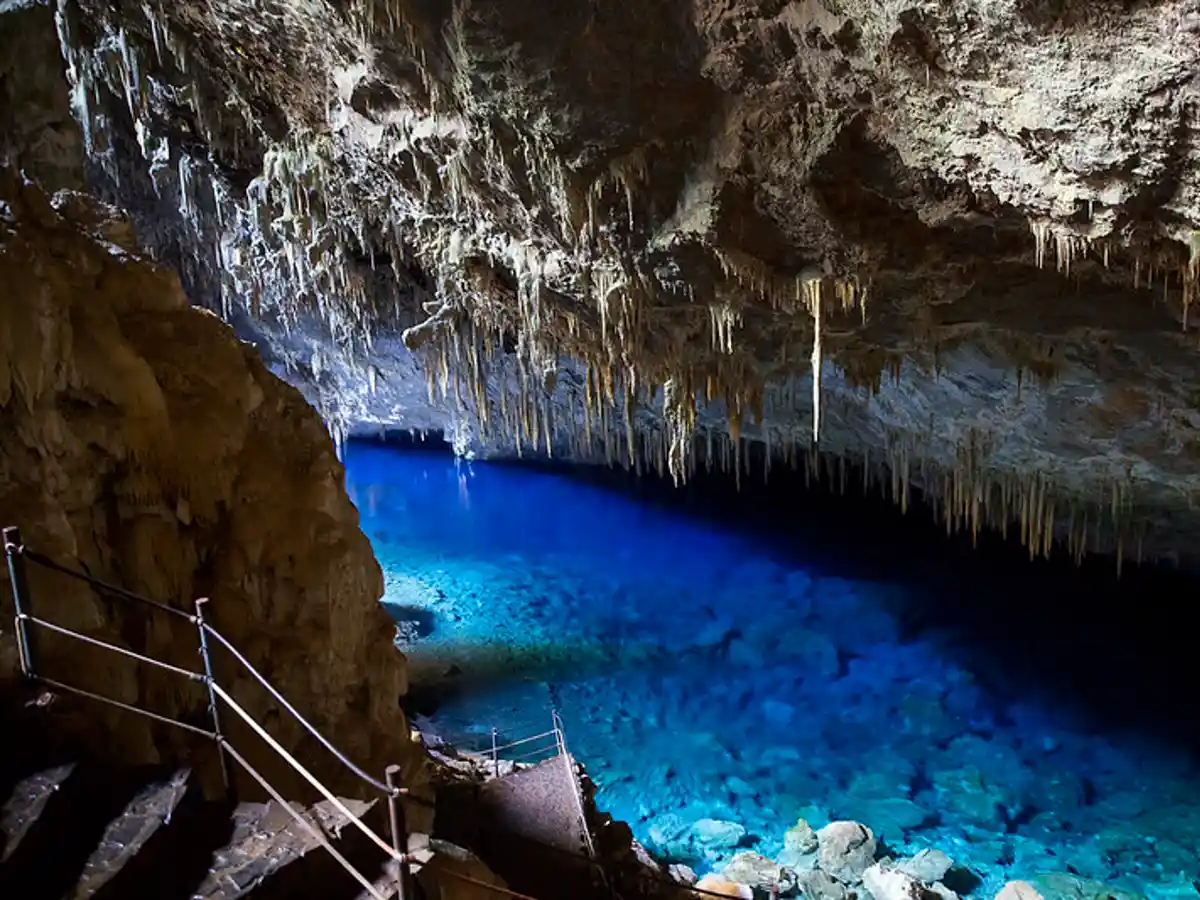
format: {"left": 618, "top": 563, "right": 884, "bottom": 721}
{"left": 0, "top": 704, "right": 402, "bottom": 900}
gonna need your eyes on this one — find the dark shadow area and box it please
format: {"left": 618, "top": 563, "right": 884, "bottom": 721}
{"left": 480, "top": 445, "right": 1200, "bottom": 756}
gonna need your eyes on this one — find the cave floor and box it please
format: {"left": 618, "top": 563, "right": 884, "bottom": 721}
{"left": 345, "top": 440, "right": 1200, "bottom": 900}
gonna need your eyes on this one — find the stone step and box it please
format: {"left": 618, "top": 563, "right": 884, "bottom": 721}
{"left": 0, "top": 761, "right": 75, "bottom": 862}
{"left": 0, "top": 760, "right": 160, "bottom": 900}
{"left": 68, "top": 767, "right": 191, "bottom": 900}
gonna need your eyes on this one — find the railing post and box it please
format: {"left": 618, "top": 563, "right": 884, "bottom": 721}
{"left": 3, "top": 526, "right": 35, "bottom": 679}
{"left": 490, "top": 727, "right": 499, "bottom": 778}
{"left": 194, "top": 597, "right": 233, "bottom": 800}
{"left": 385, "top": 764, "right": 409, "bottom": 900}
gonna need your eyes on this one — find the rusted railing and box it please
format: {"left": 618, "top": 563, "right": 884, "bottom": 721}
{"left": 2, "top": 525, "right": 410, "bottom": 900}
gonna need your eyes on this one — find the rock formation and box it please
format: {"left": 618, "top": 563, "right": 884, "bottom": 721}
{"left": 0, "top": 170, "right": 422, "bottom": 801}
{"left": 5, "top": 0, "right": 1200, "bottom": 567}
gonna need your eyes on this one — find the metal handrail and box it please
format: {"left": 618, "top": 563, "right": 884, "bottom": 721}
{"left": 211, "top": 680, "right": 402, "bottom": 862}
{"left": 20, "top": 548, "right": 197, "bottom": 622}
{"left": 32, "top": 675, "right": 219, "bottom": 739}
{"left": 200, "top": 619, "right": 400, "bottom": 798}
{"left": 18, "top": 614, "right": 208, "bottom": 682}
{"left": 3, "top": 526, "right": 410, "bottom": 900}
{"left": 219, "top": 740, "right": 390, "bottom": 900}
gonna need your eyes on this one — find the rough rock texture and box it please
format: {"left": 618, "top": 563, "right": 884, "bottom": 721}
{"left": 0, "top": 0, "right": 83, "bottom": 193}
{"left": 11, "top": 0, "right": 1200, "bottom": 562}
{"left": 0, "top": 171, "right": 423, "bottom": 801}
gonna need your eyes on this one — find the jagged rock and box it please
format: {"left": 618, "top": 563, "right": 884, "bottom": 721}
{"left": 778, "top": 817, "right": 820, "bottom": 870}
{"left": 996, "top": 881, "right": 1045, "bottom": 900}
{"left": 817, "top": 821, "right": 877, "bottom": 884}
{"left": 694, "top": 873, "right": 754, "bottom": 900}
{"left": 0, "top": 1, "right": 82, "bottom": 192}
{"left": 895, "top": 849, "right": 954, "bottom": 885}
{"left": 692, "top": 819, "right": 748, "bottom": 851}
{"left": 720, "top": 851, "right": 798, "bottom": 895}
{"left": 0, "top": 173, "right": 423, "bottom": 804}
{"left": 670, "top": 864, "right": 699, "bottom": 886}
{"left": 1026, "top": 874, "right": 1145, "bottom": 900}
{"left": 796, "top": 869, "right": 851, "bottom": 900}
{"left": 863, "top": 862, "right": 926, "bottom": 900}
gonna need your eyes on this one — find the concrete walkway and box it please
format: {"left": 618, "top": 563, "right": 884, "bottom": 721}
{"left": 478, "top": 754, "right": 590, "bottom": 856}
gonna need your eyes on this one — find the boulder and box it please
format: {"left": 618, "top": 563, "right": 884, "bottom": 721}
{"left": 670, "top": 864, "right": 699, "bottom": 886}
{"left": 895, "top": 849, "right": 954, "bottom": 885}
{"left": 778, "top": 817, "right": 820, "bottom": 870}
{"left": 863, "top": 862, "right": 925, "bottom": 900}
{"left": 721, "top": 851, "right": 798, "bottom": 895}
{"left": 817, "top": 821, "right": 877, "bottom": 884}
{"left": 692, "top": 818, "right": 748, "bottom": 853}
{"left": 796, "top": 869, "right": 851, "bottom": 900}
{"left": 1026, "top": 874, "right": 1145, "bottom": 900}
{"left": 996, "top": 882, "right": 1045, "bottom": 900}
{"left": 694, "top": 873, "right": 754, "bottom": 899}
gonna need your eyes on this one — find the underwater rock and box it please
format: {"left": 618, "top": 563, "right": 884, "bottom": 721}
{"left": 775, "top": 628, "right": 840, "bottom": 678}
{"left": 1026, "top": 874, "right": 1145, "bottom": 900}
{"left": 720, "top": 851, "right": 798, "bottom": 895}
{"left": 669, "top": 864, "right": 699, "bottom": 886}
{"left": 816, "top": 821, "right": 877, "bottom": 884}
{"left": 795, "top": 869, "right": 851, "bottom": 900}
{"left": 863, "top": 862, "right": 926, "bottom": 900}
{"left": 694, "top": 873, "right": 754, "bottom": 900}
{"left": 928, "top": 766, "right": 1007, "bottom": 824}
{"left": 784, "top": 818, "right": 820, "bottom": 853}
{"left": 894, "top": 850, "right": 954, "bottom": 885}
{"left": 691, "top": 818, "right": 749, "bottom": 856}
{"left": 996, "top": 882, "right": 1045, "bottom": 900}
{"left": 844, "top": 798, "right": 928, "bottom": 841}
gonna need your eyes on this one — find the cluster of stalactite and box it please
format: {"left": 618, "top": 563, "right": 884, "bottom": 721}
{"left": 50, "top": 0, "right": 1175, "bottom": 569}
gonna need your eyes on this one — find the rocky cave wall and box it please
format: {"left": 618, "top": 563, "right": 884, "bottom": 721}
{"left": 5, "top": 0, "right": 1200, "bottom": 565}
{"left": 0, "top": 169, "right": 425, "bottom": 801}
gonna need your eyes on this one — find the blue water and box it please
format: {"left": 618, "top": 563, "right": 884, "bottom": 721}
{"left": 345, "top": 441, "right": 1200, "bottom": 900}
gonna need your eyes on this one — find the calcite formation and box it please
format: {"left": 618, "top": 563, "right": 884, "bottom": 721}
{"left": 7, "top": 0, "right": 1200, "bottom": 565}
{"left": 0, "top": 171, "right": 422, "bottom": 800}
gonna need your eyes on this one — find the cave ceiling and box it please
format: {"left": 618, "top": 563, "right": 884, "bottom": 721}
{"left": 10, "top": 0, "right": 1200, "bottom": 565}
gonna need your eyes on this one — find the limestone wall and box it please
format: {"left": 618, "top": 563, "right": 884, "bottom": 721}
{"left": 0, "top": 171, "right": 424, "bottom": 801}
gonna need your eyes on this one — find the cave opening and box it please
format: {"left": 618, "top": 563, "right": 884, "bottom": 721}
{"left": 344, "top": 438, "right": 1200, "bottom": 897}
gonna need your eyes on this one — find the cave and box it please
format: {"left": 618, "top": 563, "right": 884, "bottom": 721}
{"left": 2, "top": 1, "right": 1200, "bottom": 899}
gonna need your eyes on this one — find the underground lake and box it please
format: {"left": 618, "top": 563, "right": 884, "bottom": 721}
{"left": 344, "top": 436, "right": 1200, "bottom": 900}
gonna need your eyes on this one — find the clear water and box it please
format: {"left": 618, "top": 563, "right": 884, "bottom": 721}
{"left": 345, "top": 440, "right": 1200, "bottom": 900}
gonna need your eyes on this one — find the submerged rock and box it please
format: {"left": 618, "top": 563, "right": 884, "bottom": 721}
{"left": 863, "top": 862, "right": 926, "bottom": 900}
{"left": 720, "top": 851, "right": 798, "bottom": 895}
{"left": 795, "top": 869, "right": 851, "bottom": 900}
{"left": 816, "top": 821, "right": 877, "bottom": 884}
{"left": 694, "top": 873, "right": 754, "bottom": 900}
{"left": 1026, "top": 874, "right": 1146, "bottom": 900}
{"left": 894, "top": 849, "right": 954, "bottom": 885}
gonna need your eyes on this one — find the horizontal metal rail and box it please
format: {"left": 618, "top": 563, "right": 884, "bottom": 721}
{"left": 21, "top": 615, "right": 207, "bottom": 682}
{"left": 491, "top": 730, "right": 557, "bottom": 753}
{"left": 201, "top": 622, "right": 398, "bottom": 798}
{"left": 509, "top": 745, "right": 560, "bottom": 762}
{"left": 21, "top": 549, "right": 196, "bottom": 622}
{"left": 219, "top": 740, "right": 390, "bottom": 900}
{"left": 31, "top": 675, "right": 218, "bottom": 739}
{"left": 210, "top": 681, "right": 402, "bottom": 862}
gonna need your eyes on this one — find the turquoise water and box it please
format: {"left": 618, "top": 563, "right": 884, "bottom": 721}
{"left": 345, "top": 440, "right": 1200, "bottom": 900}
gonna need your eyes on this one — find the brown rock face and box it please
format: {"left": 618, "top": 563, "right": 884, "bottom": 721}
{"left": 17, "top": 0, "right": 1200, "bottom": 564}
{"left": 0, "top": 172, "right": 421, "bottom": 801}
